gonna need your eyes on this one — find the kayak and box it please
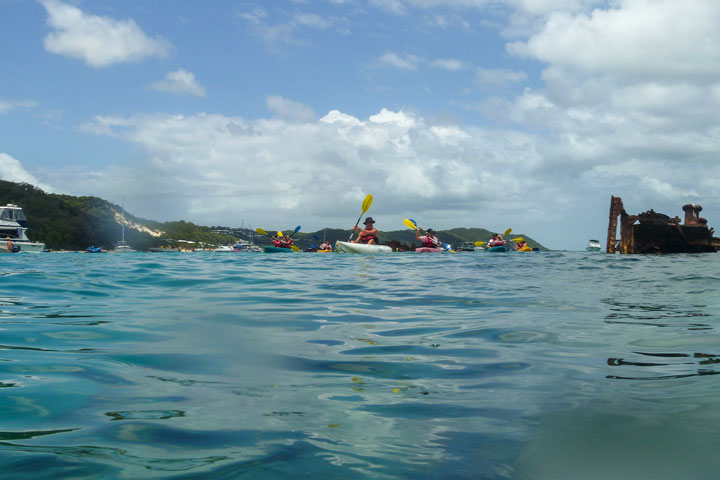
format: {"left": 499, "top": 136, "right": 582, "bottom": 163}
{"left": 264, "top": 246, "right": 294, "bottom": 253}
{"left": 415, "top": 247, "right": 443, "bottom": 253}
{"left": 486, "top": 245, "right": 509, "bottom": 252}
{"left": 317, "top": 249, "right": 333, "bottom": 253}
{"left": 517, "top": 246, "right": 533, "bottom": 252}
{"left": 335, "top": 241, "right": 392, "bottom": 254}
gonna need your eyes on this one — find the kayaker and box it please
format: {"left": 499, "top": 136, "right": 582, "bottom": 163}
{"left": 281, "top": 236, "right": 294, "bottom": 249}
{"left": 272, "top": 236, "right": 284, "bottom": 248}
{"left": 416, "top": 228, "right": 441, "bottom": 248}
{"left": 319, "top": 240, "right": 333, "bottom": 251}
{"left": 488, "top": 233, "right": 504, "bottom": 247}
{"left": 515, "top": 240, "right": 528, "bottom": 250}
{"left": 352, "top": 217, "right": 379, "bottom": 244}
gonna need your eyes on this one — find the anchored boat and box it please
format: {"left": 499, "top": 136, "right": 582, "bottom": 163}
{"left": 0, "top": 204, "right": 45, "bottom": 252}
{"left": 586, "top": 239, "right": 601, "bottom": 252}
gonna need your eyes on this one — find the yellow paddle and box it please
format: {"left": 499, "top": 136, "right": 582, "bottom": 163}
{"left": 474, "top": 241, "right": 486, "bottom": 247}
{"left": 256, "top": 228, "right": 299, "bottom": 251}
{"left": 403, "top": 218, "right": 449, "bottom": 250}
{"left": 512, "top": 237, "right": 524, "bottom": 243}
{"left": 349, "top": 194, "right": 374, "bottom": 241}
{"left": 503, "top": 228, "right": 512, "bottom": 236}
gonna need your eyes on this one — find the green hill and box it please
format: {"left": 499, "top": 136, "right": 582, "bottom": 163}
{"left": 0, "top": 181, "right": 236, "bottom": 251}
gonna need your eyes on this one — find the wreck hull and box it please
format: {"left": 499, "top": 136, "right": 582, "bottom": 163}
{"left": 633, "top": 224, "right": 716, "bottom": 254}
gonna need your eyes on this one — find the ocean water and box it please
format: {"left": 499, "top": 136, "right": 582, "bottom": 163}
{"left": 1, "top": 250, "right": 719, "bottom": 479}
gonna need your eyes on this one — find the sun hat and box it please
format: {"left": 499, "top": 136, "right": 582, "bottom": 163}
{"left": 364, "top": 217, "right": 375, "bottom": 224}
{"left": 427, "top": 228, "right": 435, "bottom": 233}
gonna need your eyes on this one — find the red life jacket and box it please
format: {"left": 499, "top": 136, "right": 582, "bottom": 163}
{"left": 359, "top": 232, "right": 378, "bottom": 244}
{"left": 422, "top": 236, "right": 438, "bottom": 248}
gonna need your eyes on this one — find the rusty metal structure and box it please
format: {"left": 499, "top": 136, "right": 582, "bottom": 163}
{"left": 607, "top": 196, "right": 720, "bottom": 254}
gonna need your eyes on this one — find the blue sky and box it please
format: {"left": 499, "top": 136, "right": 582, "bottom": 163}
{"left": 2, "top": 0, "right": 720, "bottom": 250}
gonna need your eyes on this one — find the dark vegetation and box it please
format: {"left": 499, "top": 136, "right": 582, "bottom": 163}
{"left": 1, "top": 180, "right": 547, "bottom": 251}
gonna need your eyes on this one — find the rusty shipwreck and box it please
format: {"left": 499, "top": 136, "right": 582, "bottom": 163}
{"left": 606, "top": 196, "right": 720, "bottom": 254}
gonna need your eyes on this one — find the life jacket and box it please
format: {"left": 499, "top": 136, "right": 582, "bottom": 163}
{"left": 273, "top": 239, "right": 283, "bottom": 248}
{"left": 359, "top": 232, "right": 378, "bottom": 244}
{"left": 422, "top": 236, "right": 438, "bottom": 248}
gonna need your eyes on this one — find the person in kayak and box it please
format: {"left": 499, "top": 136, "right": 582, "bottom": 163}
{"left": 416, "top": 228, "right": 441, "bottom": 248}
{"left": 488, "top": 233, "right": 504, "bottom": 248}
{"left": 352, "top": 217, "right": 379, "bottom": 244}
{"left": 319, "top": 240, "right": 333, "bottom": 251}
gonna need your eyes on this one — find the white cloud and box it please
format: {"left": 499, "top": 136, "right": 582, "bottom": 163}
{"left": 429, "top": 58, "right": 468, "bottom": 71}
{"left": 507, "top": 0, "right": 720, "bottom": 79}
{"left": 68, "top": 109, "right": 549, "bottom": 237}
{"left": 0, "top": 153, "right": 54, "bottom": 192}
{"left": 377, "top": 52, "right": 420, "bottom": 70}
{"left": 150, "top": 69, "right": 206, "bottom": 97}
{"left": 476, "top": 67, "right": 527, "bottom": 86}
{"left": 265, "top": 95, "right": 316, "bottom": 122}
{"left": 41, "top": 0, "right": 171, "bottom": 68}
{"left": 239, "top": 9, "right": 335, "bottom": 50}
{"left": 0, "top": 100, "right": 37, "bottom": 114}
{"left": 377, "top": 52, "right": 466, "bottom": 71}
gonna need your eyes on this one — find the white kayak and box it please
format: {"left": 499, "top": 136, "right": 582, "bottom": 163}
{"left": 335, "top": 241, "right": 392, "bottom": 254}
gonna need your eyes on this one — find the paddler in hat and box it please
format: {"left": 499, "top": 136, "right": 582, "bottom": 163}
{"left": 352, "top": 217, "right": 379, "bottom": 244}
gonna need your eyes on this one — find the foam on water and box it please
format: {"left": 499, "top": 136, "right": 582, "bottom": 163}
{"left": 0, "top": 251, "right": 719, "bottom": 478}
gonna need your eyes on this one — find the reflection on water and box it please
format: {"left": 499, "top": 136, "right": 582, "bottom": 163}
{"left": 0, "top": 252, "right": 718, "bottom": 478}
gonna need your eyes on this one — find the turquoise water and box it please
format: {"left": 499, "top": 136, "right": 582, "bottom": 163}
{"left": 1, "top": 251, "right": 719, "bottom": 479}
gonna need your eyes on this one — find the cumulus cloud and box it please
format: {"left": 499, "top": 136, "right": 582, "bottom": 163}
{"left": 150, "top": 69, "right": 206, "bottom": 97}
{"left": 41, "top": 0, "right": 171, "bottom": 68}
{"left": 507, "top": 0, "right": 720, "bottom": 80}
{"left": 0, "top": 153, "right": 54, "bottom": 192}
{"left": 69, "top": 109, "right": 553, "bottom": 236}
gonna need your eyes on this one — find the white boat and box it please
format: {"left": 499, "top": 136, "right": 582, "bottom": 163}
{"left": 335, "top": 241, "right": 392, "bottom": 254}
{"left": 214, "top": 245, "right": 235, "bottom": 252}
{"left": 586, "top": 239, "right": 602, "bottom": 252}
{"left": 0, "top": 204, "right": 45, "bottom": 252}
{"left": 115, "top": 205, "right": 135, "bottom": 253}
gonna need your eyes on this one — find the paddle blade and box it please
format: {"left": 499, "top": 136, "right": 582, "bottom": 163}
{"left": 474, "top": 241, "right": 486, "bottom": 247}
{"left": 503, "top": 228, "right": 512, "bottom": 236}
{"left": 403, "top": 218, "right": 417, "bottom": 230}
{"left": 290, "top": 245, "right": 300, "bottom": 252}
{"left": 255, "top": 228, "right": 267, "bottom": 235}
{"left": 361, "top": 194, "right": 373, "bottom": 214}
{"left": 512, "top": 237, "right": 525, "bottom": 242}
{"left": 293, "top": 225, "right": 301, "bottom": 234}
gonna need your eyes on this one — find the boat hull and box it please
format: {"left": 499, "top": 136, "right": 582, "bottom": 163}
{"left": 335, "top": 241, "right": 392, "bottom": 254}
{"left": 415, "top": 247, "right": 443, "bottom": 253}
{"left": 264, "top": 246, "right": 294, "bottom": 253}
{"left": 11, "top": 241, "right": 45, "bottom": 253}
{"left": 486, "top": 245, "right": 509, "bottom": 252}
